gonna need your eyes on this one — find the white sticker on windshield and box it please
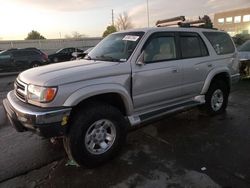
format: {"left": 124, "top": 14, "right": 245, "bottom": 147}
{"left": 122, "top": 35, "right": 140, "bottom": 42}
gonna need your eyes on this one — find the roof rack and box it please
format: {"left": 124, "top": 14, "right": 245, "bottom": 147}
{"left": 156, "top": 15, "right": 214, "bottom": 29}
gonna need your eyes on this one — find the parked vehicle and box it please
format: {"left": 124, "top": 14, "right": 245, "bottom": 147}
{"left": 238, "top": 40, "right": 250, "bottom": 60}
{"left": 0, "top": 48, "right": 49, "bottom": 75}
{"left": 48, "top": 47, "right": 83, "bottom": 63}
{"left": 3, "top": 16, "right": 240, "bottom": 168}
{"left": 71, "top": 47, "right": 94, "bottom": 60}
{"left": 236, "top": 40, "right": 250, "bottom": 77}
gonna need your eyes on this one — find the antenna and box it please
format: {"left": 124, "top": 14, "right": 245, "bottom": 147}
{"left": 112, "top": 9, "right": 114, "bottom": 26}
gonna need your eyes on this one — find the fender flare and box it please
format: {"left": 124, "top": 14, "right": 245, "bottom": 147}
{"left": 63, "top": 84, "right": 133, "bottom": 115}
{"left": 201, "top": 67, "right": 231, "bottom": 95}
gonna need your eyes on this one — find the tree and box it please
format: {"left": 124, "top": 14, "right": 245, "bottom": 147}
{"left": 65, "top": 31, "right": 86, "bottom": 39}
{"left": 116, "top": 12, "right": 133, "bottom": 31}
{"left": 72, "top": 31, "right": 85, "bottom": 38}
{"left": 25, "top": 30, "right": 46, "bottom": 40}
{"left": 102, "top": 25, "right": 117, "bottom": 37}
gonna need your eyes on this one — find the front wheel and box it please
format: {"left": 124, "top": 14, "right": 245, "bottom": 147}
{"left": 203, "top": 80, "right": 229, "bottom": 115}
{"left": 64, "top": 102, "right": 128, "bottom": 167}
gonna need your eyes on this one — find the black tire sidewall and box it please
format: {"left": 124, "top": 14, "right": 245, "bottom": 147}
{"left": 205, "top": 80, "right": 229, "bottom": 115}
{"left": 53, "top": 57, "right": 58, "bottom": 62}
{"left": 30, "top": 62, "right": 40, "bottom": 68}
{"left": 67, "top": 103, "right": 127, "bottom": 167}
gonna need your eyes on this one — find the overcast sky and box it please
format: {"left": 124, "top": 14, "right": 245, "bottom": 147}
{"left": 0, "top": 0, "right": 250, "bottom": 40}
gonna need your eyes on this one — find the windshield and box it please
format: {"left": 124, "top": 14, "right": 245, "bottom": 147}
{"left": 86, "top": 32, "right": 144, "bottom": 62}
{"left": 238, "top": 40, "right": 250, "bottom": 52}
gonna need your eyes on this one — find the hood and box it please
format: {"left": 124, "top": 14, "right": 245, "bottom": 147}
{"left": 18, "top": 59, "right": 122, "bottom": 86}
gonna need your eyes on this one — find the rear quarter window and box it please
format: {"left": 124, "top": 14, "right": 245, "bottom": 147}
{"left": 203, "top": 32, "right": 235, "bottom": 55}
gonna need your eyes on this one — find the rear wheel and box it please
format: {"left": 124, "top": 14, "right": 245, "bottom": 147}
{"left": 30, "top": 62, "right": 40, "bottom": 68}
{"left": 64, "top": 102, "right": 128, "bottom": 167}
{"left": 203, "top": 80, "right": 229, "bottom": 115}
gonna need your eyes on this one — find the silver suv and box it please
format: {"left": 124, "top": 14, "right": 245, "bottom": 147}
{"left": 3, "top": 26, "right": 240, "bottom": 167}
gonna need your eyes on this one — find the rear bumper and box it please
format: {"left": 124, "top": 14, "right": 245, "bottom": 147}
{"left": 3, "top": 91, "right": 72, "bottom": 138}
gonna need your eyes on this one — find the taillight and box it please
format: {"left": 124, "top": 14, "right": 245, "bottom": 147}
{"left": 42, "top": 53, "right": 49, "bottom": 61}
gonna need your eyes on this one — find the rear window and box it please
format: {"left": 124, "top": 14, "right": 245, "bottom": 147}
{"left": 203, "top": 32, "right": 235, "bottom": 55}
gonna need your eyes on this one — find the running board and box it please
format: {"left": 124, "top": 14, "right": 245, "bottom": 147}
{"left": 128, "top": 97, "right": 204, "bottom": 127}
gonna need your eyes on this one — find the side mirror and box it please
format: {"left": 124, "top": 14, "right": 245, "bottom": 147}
{"left": 136, "top": 51, "right": 145, "bottom": 66}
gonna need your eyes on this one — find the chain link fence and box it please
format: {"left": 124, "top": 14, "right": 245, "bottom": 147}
{"left": 0, "top": 38, "right": 102, "bottom": 54}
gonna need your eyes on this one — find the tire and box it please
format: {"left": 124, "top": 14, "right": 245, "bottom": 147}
{"left": 203, "top": 80, "right": 229, "bottom": 115}
{"left": 64, "top": 102, "right": 128, "bottom": 168}
{"left": 53, "top": 57, "right": 59, "bottom": 63}
{"left": 30, "top": 62, "right": 40, "bottom": 68}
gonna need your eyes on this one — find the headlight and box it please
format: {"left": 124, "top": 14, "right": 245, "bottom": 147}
{"left": 27, "top": 85, "right": 57, "bottom": 103}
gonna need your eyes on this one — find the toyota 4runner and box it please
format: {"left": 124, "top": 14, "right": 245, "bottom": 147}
{"left": 3, "top": 22, "right": 240, "bottom": 167}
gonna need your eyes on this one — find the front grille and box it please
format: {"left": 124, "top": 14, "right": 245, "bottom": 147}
{"left": 14, "top": 79, "right": 27, "bottom": 102}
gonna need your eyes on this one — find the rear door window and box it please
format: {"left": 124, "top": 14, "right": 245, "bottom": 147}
{"left": 179, "top": 32, "right": 208, "bottom": 59}
{"left": 12, "top": 51, "right": 26, "bottom": 58}
{"left": 203, "top": 32, "right": 235, "bottom": 55}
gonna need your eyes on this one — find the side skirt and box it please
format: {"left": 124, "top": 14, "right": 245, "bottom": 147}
{"left": 128, "top": 95, "right": 205, "bottom": 127}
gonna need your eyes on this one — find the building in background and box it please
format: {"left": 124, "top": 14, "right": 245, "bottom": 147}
{"left": 214, "top": 7, "right": 250, "bottom": 36}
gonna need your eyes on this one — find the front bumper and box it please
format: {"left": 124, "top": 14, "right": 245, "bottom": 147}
{"left": 3, "top": 91, "right": 72, "bottom": 138}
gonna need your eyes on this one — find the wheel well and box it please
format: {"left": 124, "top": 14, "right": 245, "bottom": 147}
{"left": 211, "top": 72, "right": 230, "bottom": 92}
{"left": 73, "top": 93, "right": 127, "bottom": 116}
{"left": 65, "top": 93, "right": 128, "bottom": 135}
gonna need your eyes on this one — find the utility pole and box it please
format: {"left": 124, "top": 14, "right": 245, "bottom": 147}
{"left": 146, "top": 0, "right": 149, "bottom": 27}
{"left": 112, "top": 9, "right": 114, "bottom": 26}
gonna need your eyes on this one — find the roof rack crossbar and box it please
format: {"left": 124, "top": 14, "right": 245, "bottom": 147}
{"left": 156, "top": 15, "right": 214, "bottom": 29}
{"left": 156, "top": 16, "right": 185, "bottom": 26}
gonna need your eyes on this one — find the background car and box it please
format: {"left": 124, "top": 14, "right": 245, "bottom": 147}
{"left": 71, "top": 47, "right": 94, "bottom": 60}
{"left": 0, "top": 48, "right": 49, "bottom": 74}
{"left": 238, "top": 40, "right": 250, "bottom": 77}
{"left": 238, "top": 40, "right": 250, "bottom": 60}
{"left": 48, "top": 47, "right": 83, "bottom": 63}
